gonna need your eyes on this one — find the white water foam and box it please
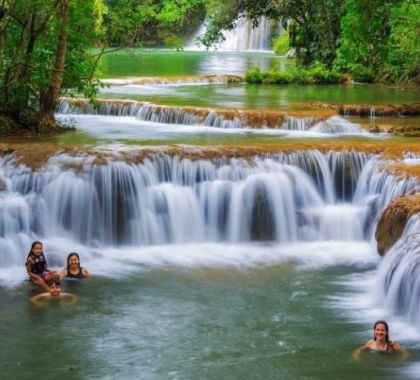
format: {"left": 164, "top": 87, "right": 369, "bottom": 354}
{"left": 56, "top": 114, "right": 377, "bottom": 140}
{"left": 0, "top": 240, "right": 375, "bottom": 288}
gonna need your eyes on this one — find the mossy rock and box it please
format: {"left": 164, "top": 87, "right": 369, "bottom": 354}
{"left": 375, "top": 194, "right": 420, "bottom": 255}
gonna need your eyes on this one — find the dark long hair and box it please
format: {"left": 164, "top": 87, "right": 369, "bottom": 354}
{"left": 28, "top": 241, "right": 43, "bottom": 256}
{"left": 373, "top": 320, "right": 390, "bottom": 343}
{"left": 66, "top": 252, "right": 81, "bottom": 270}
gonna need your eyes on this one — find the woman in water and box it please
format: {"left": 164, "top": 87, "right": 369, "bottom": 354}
{"left": 30, "top": 281, "right": 77, "bottom": 306}
{"left": 353, "top": 320, "right": 409, "bottom": 361}
{"left": 60, "top": 252, "right": 90, "bottom": 279}
{"left": 26, "top": 241, "right": 60, "bottom": 291}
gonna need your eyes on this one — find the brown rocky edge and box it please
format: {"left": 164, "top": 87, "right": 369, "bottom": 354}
{"left": 101, "top": 75, "right": 243, "bottom": 85}
{"left": 375, "top": 193, "right": 420, "bottom": 256}
{"left": 303, "top": 102, "right": 420, "bottom": 136}
{"left": 1, "top": 141, "right": 419, "bottom": 172}
{"left": 304, "top": 102, "right": 420, "bottom": 117}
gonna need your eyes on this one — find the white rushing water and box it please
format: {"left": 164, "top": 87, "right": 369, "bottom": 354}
{"left": 329, "top": 213, "right": 420, "bottom": 354}
{"left": 186, "top": 16, "right": 276, "bottom": 51}
{"left": 57, "top": 100, "right": 379, "bottom": 138}
{"left": 0, "top": 151, "right": 418, "bottom": 284}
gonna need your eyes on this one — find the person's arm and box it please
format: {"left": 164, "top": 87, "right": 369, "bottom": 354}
{"left": 30, "top": 293, "right": 50, "bottom": 306}
{"left": 26, "top": 258, "right": 37, "bottom": 279}
{"left": 61, "top": 293, "right": 78, "bottom": 305}
{"left": 60, "top": 268, "right": 68, "bottom": 278}
{"left": 391, "top": 342, "right": 410, "bottom": 360}
{"left": 352, "top": 342, "right": 370, "bottom": 362}
{"left": 82, "top": 267, "right": 90, "bottom": 277}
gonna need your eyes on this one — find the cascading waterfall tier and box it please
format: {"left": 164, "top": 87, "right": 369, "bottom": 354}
{"left": 186, "top": 16, "right": 277, "bottom": 51}
{"left": 375, "top": 215, "right": 420, "bottom": 325}
{"left": 57, "top": 99, "right": 324, "bottom": 129}
{"left": 1, "top": 150, "right": 419, "bottom": 270}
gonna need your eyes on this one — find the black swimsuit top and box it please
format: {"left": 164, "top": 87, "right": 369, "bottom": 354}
{"left": 66, "top": 267, "right": 84, "bottom": 279}
{"left": 27, "top": 253, "right": 47, "bottom": 275}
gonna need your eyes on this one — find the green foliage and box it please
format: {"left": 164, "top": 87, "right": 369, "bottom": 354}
{"left": 334, "top": 0, "right": 419, "bottom": 83}
{"left": 245, "top": 63, "right": 342, "bottom": 85}
{"left": 0, "top": 0, "right": 106, "bottom": 129}
{"left": 202, "top": 0, "right": 344, "bottom": 67}
{"left": 244, "top": 66, "right": 263, "bottom": 83}
{"left": 273, "top": 30, "right": 290, "bottom": 55}
{"left": 204, "top": 0, "right": 418, "bottom": 84}
{"left": 104, "top": 0, "right": 205, "bottom": 47}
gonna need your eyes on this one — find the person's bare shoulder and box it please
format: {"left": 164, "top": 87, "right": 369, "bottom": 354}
{"left": 364, "top": 340, "right": 375, "bottom": 349}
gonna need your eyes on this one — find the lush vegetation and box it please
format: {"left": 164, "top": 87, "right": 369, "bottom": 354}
{"left": 203, "top": 0, "right": 419, "bottom": 84}
{"left": 245, "top": 64, "right": 342, "bottom": 85}
{"left": 104, "top": 0, "right": 205, "bottom": 49}
{"left": 0, "top": 0, "right": 418, "bottom": 134}
{"left": 0, "top": 0, "right": 205, "bottom": 134}
{"left": 0, "top": 0, "right": 106, "bottom": 133}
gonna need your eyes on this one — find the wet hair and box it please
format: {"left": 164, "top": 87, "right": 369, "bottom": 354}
{"left": 50, "top": 281, "right": 62, "bottom": 287}
{"left": 66, "top": 252, "right": 81, "bottom": 270}
{"left": 28, "top": 241, "right": 43, "bottom": 256}
{"left": 373, "top": 320, "right": 390, "bottom": 343}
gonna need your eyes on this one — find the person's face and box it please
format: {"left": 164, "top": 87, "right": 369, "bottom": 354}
{"left": 69, "top": 255, "right": 80, "bottom": 268}
{"left": 33, "top": 243, "right": 43, "bottom": 256}
{"left": 374, "top": 323, "right": 388, "bottom": 341}
{"left": 50, "top": 284, "right": 62, "bottom": 297}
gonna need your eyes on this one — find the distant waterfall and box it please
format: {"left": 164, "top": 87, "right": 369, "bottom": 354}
{"left": 1, "top": 151, "right": 418, "bottom": 270}
{"left": 186, "top": 16, "right": 277, "bottom": 51}
{"left": 374, "top": 215, "right": 420, "bottom": 325}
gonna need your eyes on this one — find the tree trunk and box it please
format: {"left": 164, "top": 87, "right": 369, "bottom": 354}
{"left": 39, "top": 0, "right": 69, "bottom": 130}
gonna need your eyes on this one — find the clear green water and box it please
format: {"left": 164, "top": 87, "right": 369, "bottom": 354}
{"left": 101, "top": 82, "right": 420, "bottom": 110}
{"left": 99, "top": 49, "right": 419, "bottom": 108}
{"left": 2, "top": 256, "right": 416, "bottom": 380}
{"left": 99, "top": 49, "right": 285, "bottom": 77}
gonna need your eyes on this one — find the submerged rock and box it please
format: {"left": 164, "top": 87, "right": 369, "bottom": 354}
{"left": 375, "top": 194, "right": 420, "bottom": 255}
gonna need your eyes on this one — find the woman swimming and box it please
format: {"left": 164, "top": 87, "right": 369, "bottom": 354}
{"left": 353, "top": 320, "right": 409, "bottom": 361}
{"left": 60, "top": 252, "right": 90, "bottom": 279}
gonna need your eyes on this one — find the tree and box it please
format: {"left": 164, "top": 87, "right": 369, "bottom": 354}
{"left": 0, "top": 0, "right": 105, "bottom": 132}
{"left": 103, "top": 0, "right": 205, "bottom": 48}
{"left": 200, "top": 0, "right": 344, "bottom": 67}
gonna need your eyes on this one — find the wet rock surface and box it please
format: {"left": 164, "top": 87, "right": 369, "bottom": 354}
{"left": 376, "top": 194, "right": 420, "bottom": 255}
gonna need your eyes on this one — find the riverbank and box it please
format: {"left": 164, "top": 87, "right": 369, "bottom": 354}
{"left": 0, "top": 114, "right": 74, "bottom": 138}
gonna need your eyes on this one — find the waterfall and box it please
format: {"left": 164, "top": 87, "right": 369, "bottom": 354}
{"left": 57, "top": 99, "right": 342, "bottom": 132}
{"left": 186, "top": 16, "right": 277, "bottom": 51}
{"left": 1, "top": 150, "right": 418, "bottom": 274}
{"left": 374, "top": 215, "right": 420, "bottom": 325}
{"left": 309, "top": 116, "right": 365, "bottom": 134}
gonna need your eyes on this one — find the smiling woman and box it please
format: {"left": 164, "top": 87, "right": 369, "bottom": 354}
{"left": 352, "top": 321, "right": 410, "bottom": 361}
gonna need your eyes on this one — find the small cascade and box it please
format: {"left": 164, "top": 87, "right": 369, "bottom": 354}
{"left": 374, "top": 215, "right": 420, "bottom": 325}
{"left": 301, "top": 205, "right": 364, "bottom": 241}
{"left": 60, "top": 99, "right": 354, "bottom": 133}
{"left": 309, "top": 116, "right": 365, "bottom": 134}
{"left": 57, "top": 99, "right": 290, "bottom": 129}
{"left": 353, "top": 156, "right": 420, "bottom": 237}
{"left": 186, "top": 16, "right": 276, "bottom": 51}
{"left": 281, "top": 116, "right": 317, "bottom": 131}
